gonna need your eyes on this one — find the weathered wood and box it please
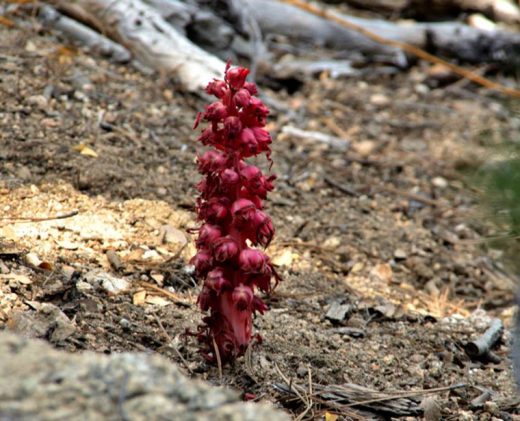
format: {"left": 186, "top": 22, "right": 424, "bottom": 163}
{"left": 281, "top": 125, "right": 349, "bottom": 151}
{"left": 246, "top": 0, "right": 408, "bottom": 66}
{"left": 142, "top": 0, "right": 196, "bottom": 34}
{"left": 41, "top": 0, "right": 520, "bottom": 88}
{"left": 336, "top": 0, "right": 520, "bottom": 24}
{"left": 465, "top": 318, "right": 504, "bottom": 359}
{"left": 219, "top": 0, "right": 269, "bottom": 79}
{"left": 141, "top": 0, "right": 267, "bottom": 79}
{"left": 38, "top": 5, "right": 131, "bottom": 63}
{"left": 249, "top": 0, "right": 520, "bottom": 66}
{"left": 50, "top": 0, "right": 226, "bottom": 91}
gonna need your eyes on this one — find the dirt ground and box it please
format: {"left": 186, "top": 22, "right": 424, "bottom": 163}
{"left": 1, "top": 19, "right": 520, "bottom": 420}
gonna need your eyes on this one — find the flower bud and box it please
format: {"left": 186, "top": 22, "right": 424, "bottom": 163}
{"left": 247, "top": 97, "right": 269, "bottom": 125}
{"left": 197, "top": 224, "right": 222, "bottom": 247}
{"left": 252, "top": 210, "right": 274, "bottom": 246}
{"left": 205, "top": 267, "right": 230, "bottom": 293}
{"left": 251, "top": 270, "right": 271, "bottom": 293}
{"left": 232, "top": 284, "right": 253, "bottom": 311}
{"left": 206, "top": 79, "right": 227, "bottom": 98}
{"left": 226, "top": 66, "right": 249, "bottom": 90}
{"left": 251, "top": 127, "right": 271, "bottom": 150}
{"left": 198, "top": 150, "right": 227, "bottom": 173}
{"left": 204, "top": 101, "right": 227, "bottom": 122}
{"left": 200, "top": 198, "right": 229, "bottom": 222}
{"left": 221, "top": 168, "right": 239, "bottom": 186}
{"left": 223, "top": 116, "right": 242, "bottom": 139}
{"left": 234, "top": 88, "right": 251, "bottom": 108}
{"left": 240, "top": 164, "right": 262, "bottom": 183}
{"left": 244, "top": 82, "right": 258, "bottom": 95}
{"left": 198, "top": 127, "right": 215, "bottom": 146}
{"left": 240, "top": 166, "right": 270, "bottom": 197}
{"left": 238, "top": 128, "right": 259, "bottom": 156}
{"left": 231, "top": 198, "right": 256, "bottom": 226}
{"left": 213, "top": 236, "right": 239, "bottom": 262}
{"left": 191, "top": 250, "right": 212, "bottom": 276}
{"left": 239, "top": 248, "right": 267, "bottom": 273}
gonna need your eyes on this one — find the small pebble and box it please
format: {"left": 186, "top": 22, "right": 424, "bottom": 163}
{"left": 369, "top": 93, "right": 390, "bottom": 106}
{"left": 432, "top": 176, "right": 448, "bottom": 188}
{"left": 394, "top": 249, "right": 407, "bottom": 260}
{"left": 26, "top": 95, "right": 48, "bottom": 110}
{"left": 484, "top": 401, "right": 499, "bottom": 416}
{"left": 296, "top": 364, "right": 308, "bottom": 378}
{"left": 119, "top": 318, "right": 131, "bottom": 329}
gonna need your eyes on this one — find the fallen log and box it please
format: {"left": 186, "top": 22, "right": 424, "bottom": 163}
{"left": 38, "top": 5, "right": 131, "bottom": 63}
{"left": 141, "top": 0, "right": 196, "bottom": 34}
{"left": 142, "top": 0, "right": 269, "bottom": 79}
{"left": 48, "top": 0, "right": 226, "bottom": 91}
{"left": 246, "top": 0, "right": 408, "bottom": 67}
{"left": 337, "top": 0, "right": 520, "bottom": 24}
{"left": 251, "top": 0, "right": 520, "bottom": 66}
{"left": 39, "top": 0, "right": 520, "bottom": 95}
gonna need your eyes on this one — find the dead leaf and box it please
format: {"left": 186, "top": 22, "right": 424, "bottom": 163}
{"left": 56, "top": 240, "right": 80, "bottom": 250}
{"left": 40, "top": 118, "right": 59, "bottom": 128}
{"left": 351, "top": 262, "right": 364, "bottom": 273}
{"left": 24, "top": 252, "right": 52, "bottom": 270}
{"left": 352, "top": 140, "right": 376, "bottom": 157}
{"left": 145, "top": 295, "right": 171, "bottom": 307}
{"left": 0, "top": 273, "right": 32, "bottom": 285}
{"left": 52, "top": 46, "right": 77, "bottom": 66}
{"left": 150, "top": 272, "right": 165, "bottom": 285}
{"left": 133, "top": 290, "right": 146, "bottom": 305}
{"left": 74, "top": 143, "right": 98, "bottom": 158}
{"left": 0, "top": 16, "right": 15, "bottom": 28}
{"left": 325, "top": 412, "right": 338, "bottom": 421}
{"left": 125, "top": 248, "right": 144, "bottom": 262}
{"left": 272, "top": 248, "right": 293, "bottom": 267}
{"left": 371, "top": 263, "right": 393, "bottom": 283}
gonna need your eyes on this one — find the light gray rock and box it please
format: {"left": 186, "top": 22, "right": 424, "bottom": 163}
{"left": 0, "top": 331, "right": 288, "bottom": 420}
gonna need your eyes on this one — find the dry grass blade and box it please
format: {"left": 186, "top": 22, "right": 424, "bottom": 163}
{"left": 152, "top": 313, "right": 193, "bottom": 375}
{"left": 416, "top": 287, "right": 471, "bottom": 318}
{"left": 274, "top": 362, "right": 314, "bottom": 420}
{"left": 212, "top": 336, "right": 223, "bottom": 383}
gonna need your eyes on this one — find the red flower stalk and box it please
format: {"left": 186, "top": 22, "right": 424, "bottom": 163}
{"left": 191, "top": 64, "right": 280, "bottom": 363}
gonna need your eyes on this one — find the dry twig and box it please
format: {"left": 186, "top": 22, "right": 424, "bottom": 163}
{"left": 0, "top": 210, "right": 79, "bottom": 223}
{"left": 137, "top": 281, "right": 191, "bottom": 307}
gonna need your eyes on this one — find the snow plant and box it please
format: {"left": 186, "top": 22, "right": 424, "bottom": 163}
{"left": 191, "top": 64, "right": 280, "bottom": 363}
